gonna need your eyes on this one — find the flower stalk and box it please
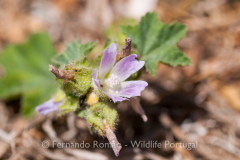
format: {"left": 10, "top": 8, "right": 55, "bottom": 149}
{"left": 103, "top": 119, "right": 122, "bottom": 156}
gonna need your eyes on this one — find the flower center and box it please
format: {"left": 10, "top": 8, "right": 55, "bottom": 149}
{"left": 105, "top": 74, "right": 119, "bottom": 88}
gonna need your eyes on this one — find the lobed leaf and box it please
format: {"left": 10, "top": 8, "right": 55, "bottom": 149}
{"left": 121, "top": 12, "right": 190, "bottom": 76}
{"left": 0, "top": 33, "right": 58, "bottom": 117}
{"left": 52, "top": 40, "right": 97, "bottom": 68}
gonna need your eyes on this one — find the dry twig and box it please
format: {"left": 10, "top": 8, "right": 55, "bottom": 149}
{"left": 49, "top": 65, "right": 75, "bottom": 80}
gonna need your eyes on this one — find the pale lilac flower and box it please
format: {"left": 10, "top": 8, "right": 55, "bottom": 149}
{"left": 92, "top": 43, "right": 148, "bottom": 103}
{"left": 35, "top": 99, "right": 62, "bottom": 115}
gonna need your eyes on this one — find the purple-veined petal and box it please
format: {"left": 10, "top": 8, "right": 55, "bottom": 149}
{"left": 35, "top": 99, "right": 62, "bottom": 115}
{"left": 92, "top": 68, "right": 101, "bottom": 89}
{"left": 110, "top": 54, "right": 145, "bottom": 82}
{"left": 102, "top": 91, "right": 129, "bottom": 103}
{"left": 94, "top": 79, "right": 101, "bottom": 89}
{"left": 111, "top": 80, "right": 148, "bottom": 98}
{"left": 99, "top": 43, "right": 117, "bottom": 80}
{"left": 92, "top": 68, "right": 98, "bottom": 79}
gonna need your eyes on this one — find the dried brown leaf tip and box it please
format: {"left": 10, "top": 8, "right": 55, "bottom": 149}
{"left": 122, "top": 37, "right": 131, "bottom": 57}
{"left": 130, "top": 97, "right": 148, "bottom": 122}
{"left": 48, "top": 65, "right": 74, "bottom": 80}
{"left": 103, "top": 119, "right": 122, "bottom": 156}
{"left": 116, "top": 37, "right": 131, "bottom": 61}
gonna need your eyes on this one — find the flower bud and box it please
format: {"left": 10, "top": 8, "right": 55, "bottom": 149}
{"left": 63, "top": 68, "right": 92, "bottom": 97}
{"left": 86, "top": 102, "right": 117, "bottom": 135}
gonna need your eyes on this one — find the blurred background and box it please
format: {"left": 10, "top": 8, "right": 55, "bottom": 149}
{"left": 1, "top": 0, "right": 240, "bottom": 159}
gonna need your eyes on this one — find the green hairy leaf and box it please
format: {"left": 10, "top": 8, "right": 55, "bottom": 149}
{"left": 121, "top": 12, "right": 190, "bottom": 76}
{"left": 52, "top": 40, "right": 97, "bottom": 68}
{"left": 0, "top": 33, "right": 58, "bottom": 117}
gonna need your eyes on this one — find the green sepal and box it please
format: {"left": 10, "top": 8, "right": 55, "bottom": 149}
{"left": 58, "top": 96, "right": 79, "bottom": 115}
{"left": 63, "top": 68, "right": 93, "bottom": 97}
{"left": 53, "top": 89, "right": 66, "bottom": 102}
{"left": 87, "top": 113, "right": 104, "bottom": 130}
{"left": 86, "top": 102, "right": 117, "bottom": 135}
{"left": 76, "top": 109, "right": 87, "bottom": 118}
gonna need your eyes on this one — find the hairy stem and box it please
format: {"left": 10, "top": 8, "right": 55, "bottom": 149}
{"left": 103, "top": 119, "right": 121, "bottom": 156}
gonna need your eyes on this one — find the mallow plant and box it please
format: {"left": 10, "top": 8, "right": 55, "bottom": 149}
{"left": 0, "top": 12, "right": 190, "bottom": 156}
